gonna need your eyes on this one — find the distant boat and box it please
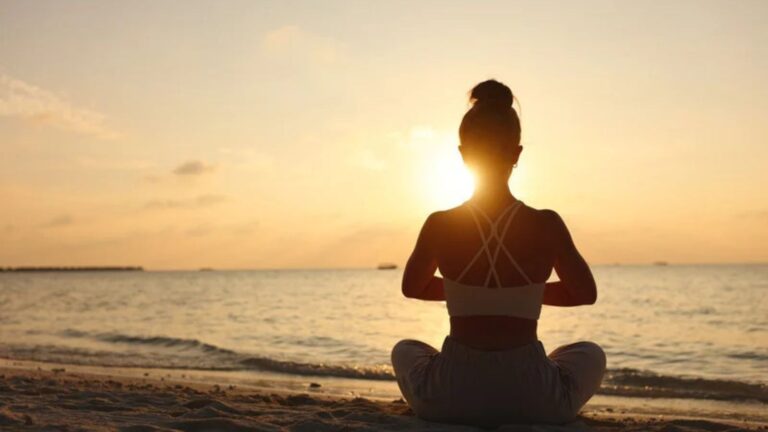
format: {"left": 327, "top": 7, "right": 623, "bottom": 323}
{"left": 199, "top": 267, "right": 214, "bottom": 272}
{"left": 653, "top": 261, "right": 669, "bottom": 266}
{"left": 377, "top": 263, "right": 397, "bottom": 270}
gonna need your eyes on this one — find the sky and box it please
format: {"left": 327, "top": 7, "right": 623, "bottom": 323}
{"left": 1, "top": 0, "right": 767, "bottom": 269}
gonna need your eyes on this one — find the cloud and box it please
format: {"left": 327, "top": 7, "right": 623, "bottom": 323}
{"left": 0, "top": 73, "right": 119, "bottom": 139}
{"left": 42, "top": 214, "right": 74, "bottom": 228}
{"left": 173, "top": 160, "right": 215, "bottom": 176}
{"left": 262, "top": 25, "right": 342, "bottom": 65}
{"left": 143, "top": 194, "right": 227, "bottom": 210}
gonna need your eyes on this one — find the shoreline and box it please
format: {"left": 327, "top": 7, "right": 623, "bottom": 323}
{"left": 1, "top": 358, "right": 765, "bottom": 431}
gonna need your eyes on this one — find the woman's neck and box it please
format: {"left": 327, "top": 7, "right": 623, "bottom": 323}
{"left": 471, "top": 182, "right": 515, "bottom": 209}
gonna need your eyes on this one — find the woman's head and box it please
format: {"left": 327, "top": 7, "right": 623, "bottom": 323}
{"left": 459, "top": 79, "right": 521, "bottom": 183}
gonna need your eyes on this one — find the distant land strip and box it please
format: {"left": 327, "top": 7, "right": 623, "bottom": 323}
{"left": 0, "top": 266, "right": 144, "bottom": 272}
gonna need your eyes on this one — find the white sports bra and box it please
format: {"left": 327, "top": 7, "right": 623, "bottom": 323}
{"left": 443, "top": 200, "right": 545, "bottom": 320}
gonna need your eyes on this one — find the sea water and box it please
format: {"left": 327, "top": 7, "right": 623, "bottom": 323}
{"left": 0, "top": 265, "right": 766, "bottom": 403}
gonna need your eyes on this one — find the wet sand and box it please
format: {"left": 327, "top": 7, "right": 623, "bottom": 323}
{"left": 0, "top": 362, "right": 764, "bottom": 431}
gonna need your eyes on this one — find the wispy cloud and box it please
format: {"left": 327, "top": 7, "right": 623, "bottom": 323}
{"left": 173, "top": 160, "right": 215, "bottom": 176}
{"left": 0, "top": 73, "right": 119, "bottom": 139}
{"left": 143, "top": 194, "right": 227, "bottom": 210}
{"left": 262, "top": 25, "right": 342, "bottom": 65}
{"left": 41, "top": 214, "right": 74, "bottom": 228}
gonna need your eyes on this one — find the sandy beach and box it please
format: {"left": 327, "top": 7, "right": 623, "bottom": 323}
{"left": 1, "top": 359, "right": 765, "bottom": 432}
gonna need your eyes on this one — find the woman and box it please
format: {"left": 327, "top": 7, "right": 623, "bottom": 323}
{"left": 391, "top": 80, "right": 605, "bottom": 426}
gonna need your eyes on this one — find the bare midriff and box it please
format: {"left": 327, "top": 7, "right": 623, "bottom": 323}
{"left": 450, "top": 316, "right": 538, "bottom": 350}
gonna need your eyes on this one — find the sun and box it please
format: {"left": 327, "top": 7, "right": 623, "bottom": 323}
{"left": 414, "top": 129, "right": 529, "bottom": 210}
{"left": 422, "top": 148, "right": 475, "bottom": 210}
{"left": 408, "top": 127, "right": 475, "bottom": 210}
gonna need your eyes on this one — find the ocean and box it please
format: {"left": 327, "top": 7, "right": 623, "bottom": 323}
{"left": 0, "top": 265, "right": 766, "bottom": 405}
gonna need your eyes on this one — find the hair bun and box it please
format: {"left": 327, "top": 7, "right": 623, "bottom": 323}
{"left": 470, "top": 79, "right": 513, "bottom": 109}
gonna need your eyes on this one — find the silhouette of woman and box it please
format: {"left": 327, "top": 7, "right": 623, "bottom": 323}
{"left": 392, "top": 80, "right": 605, "bottom": 426}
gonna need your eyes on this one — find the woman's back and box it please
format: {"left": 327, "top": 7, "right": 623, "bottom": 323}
{"left": 428, "top": 199, "right": 558, "bottom": 349}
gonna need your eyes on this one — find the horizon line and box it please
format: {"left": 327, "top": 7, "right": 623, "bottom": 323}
{"left": 2, "top": 261, "right": 767, "bottom": 273}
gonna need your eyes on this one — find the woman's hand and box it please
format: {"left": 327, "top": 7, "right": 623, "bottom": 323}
{"left": 405, "top": 276, "right": 445, "bottom": 301}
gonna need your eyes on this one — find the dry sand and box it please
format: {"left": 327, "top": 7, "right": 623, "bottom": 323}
{"left": 0, "top": 363, "right": 765, "bottom": 432}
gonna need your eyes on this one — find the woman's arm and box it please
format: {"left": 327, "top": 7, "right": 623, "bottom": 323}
{"left": 402, "top": 213, "right": 445, "bottom": 301}
{"left": 542, "top": 210, "right": 597, "bottom": 306}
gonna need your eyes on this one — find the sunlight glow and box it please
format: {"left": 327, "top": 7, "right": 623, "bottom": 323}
{"left": 422, "top": 144, "right": 475, "bottom": 210}
{"left": 4, "top": 1, "right": 767, "bottom": 267}
{"left": 411, "top": 127, "right": 534, "bottom": 211}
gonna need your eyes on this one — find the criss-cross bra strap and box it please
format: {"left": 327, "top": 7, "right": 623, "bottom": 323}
{"left": 473, "top": 201, "right": 527, "bottom": 287}
{"left": 455, "top": 205, "right": 513, "bottom": 283}
{"left": 456, "top": 200, "right": 533, "bottom": 286}
{"left": 462, "top": 203, "right": 515, "bottom": 287}
{"left": 484, "top": 203, "right": 531, "bottom": 286}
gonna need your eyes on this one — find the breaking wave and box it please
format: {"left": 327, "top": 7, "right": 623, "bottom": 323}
{"left": 1, "top": 330, "right": 765, "bottom": 404}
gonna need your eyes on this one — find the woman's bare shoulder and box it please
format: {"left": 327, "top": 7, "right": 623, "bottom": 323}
{"left": 517, "top": 204, "right": 570, "bottom": 246}
{"left": 428, "top": 204, "right": 469, "bottom": 225}
{"left": 520, "top": 202, "right": 564, "bottom": 225}
{"left": 419, "top": 205, "right": 469, "bottom": 239}
{"left": 528, "top": 207, "right": 576, "bottom": 256}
